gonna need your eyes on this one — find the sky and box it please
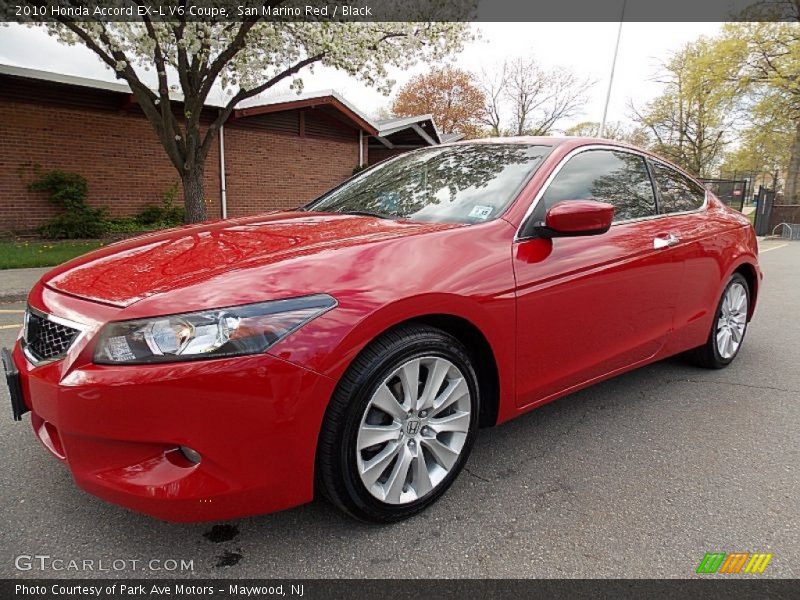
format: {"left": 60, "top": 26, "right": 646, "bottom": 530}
{"left": 0, "top": 21, "right": 721, "bottom": 130}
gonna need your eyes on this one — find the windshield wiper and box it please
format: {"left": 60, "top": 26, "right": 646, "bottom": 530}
{"left": 337, "top": 210, "right": 399, "bottom": 220}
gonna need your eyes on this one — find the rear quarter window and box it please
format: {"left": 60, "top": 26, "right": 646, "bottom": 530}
{"left": 651, "top": 162, "right": 706, "bottom": 213}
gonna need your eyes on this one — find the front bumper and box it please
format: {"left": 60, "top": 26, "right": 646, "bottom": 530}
{"left": 11, "top": 287, "right": 337, "bottom": 522}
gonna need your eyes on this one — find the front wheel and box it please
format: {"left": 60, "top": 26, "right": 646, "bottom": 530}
{"left": 316, "top": 324, "right": 480, "bottom": 523}
{"left": 689, "top": 273, "right": 750, "bottom": 369}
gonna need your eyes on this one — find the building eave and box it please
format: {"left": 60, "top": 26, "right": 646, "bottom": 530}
{"left": 233, "top": 91, "right": 379, "bottom": 135}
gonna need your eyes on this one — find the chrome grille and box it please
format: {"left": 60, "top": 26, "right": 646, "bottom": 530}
{"left": 24, "top": 310, "right": 80, "bottom": 362}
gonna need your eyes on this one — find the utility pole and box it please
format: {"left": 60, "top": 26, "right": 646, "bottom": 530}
{"left": 599, "top": 0, "right": 627, "bottom": 138}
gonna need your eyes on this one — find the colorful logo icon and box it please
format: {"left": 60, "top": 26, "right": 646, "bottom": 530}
{"left": 697, "top": 552, "right": 773, "bottom": 574}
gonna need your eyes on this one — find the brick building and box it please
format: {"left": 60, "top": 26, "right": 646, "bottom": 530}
{"left": 0, "top": 65, "right": 451, "bottom": 233}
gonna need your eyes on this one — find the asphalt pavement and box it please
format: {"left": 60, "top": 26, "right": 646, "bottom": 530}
{"left": 0, "top": 240, "right": 797, "bottom": 579}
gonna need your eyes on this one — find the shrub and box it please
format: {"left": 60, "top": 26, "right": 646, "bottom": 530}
{"left": 104, "top": 217, "right": 144, "bottom": 234}
{"left": 39, "top": 212, "right": 107, "bottom": 239}
{"left": 29, "top": 170, "right": 108, "bottom": 239}
{"left": 135, "top": 182, "right": 185, "bottom": 227}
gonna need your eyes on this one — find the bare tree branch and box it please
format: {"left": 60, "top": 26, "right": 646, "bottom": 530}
{"left": 502, "top": 57, "right": 592, "bottom": 136}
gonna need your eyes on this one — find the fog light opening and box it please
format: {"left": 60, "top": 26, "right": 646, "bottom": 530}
{"left": 179, "top": 446, "right": 202, "bottom": 464}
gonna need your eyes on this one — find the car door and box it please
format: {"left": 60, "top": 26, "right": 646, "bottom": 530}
{"left": 648, "top": 160, "right": 724, "bottom": 353}
{"left": 512, "top": 147, "right": 684, "bottom": 408}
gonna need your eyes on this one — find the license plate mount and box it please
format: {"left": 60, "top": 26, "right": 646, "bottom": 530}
{"left": 2, "top": 348, "right": 28, "bottom": 421}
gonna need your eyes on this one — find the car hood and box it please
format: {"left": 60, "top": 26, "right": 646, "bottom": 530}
{"left": 42, "top": 212, "right": 459, "bottom": 308}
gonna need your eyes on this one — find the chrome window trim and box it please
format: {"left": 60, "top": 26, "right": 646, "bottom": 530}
{"left": 515, "top": 144, "right": 708, "bottom": 241}
{"left": 22, "top": 306, "right": 88, "bottom": 366}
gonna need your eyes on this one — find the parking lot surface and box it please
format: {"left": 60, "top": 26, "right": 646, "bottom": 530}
{"left": 1, "top": 240, "right": 797, "bottom": 579}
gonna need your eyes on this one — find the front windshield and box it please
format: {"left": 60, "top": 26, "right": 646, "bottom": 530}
{"left": 306, "top": 143, "right": 551, "bottom": 224}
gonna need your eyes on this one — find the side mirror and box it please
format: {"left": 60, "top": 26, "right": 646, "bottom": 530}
{"left": 531, "top": 200, "right": 614, "bottom": 238}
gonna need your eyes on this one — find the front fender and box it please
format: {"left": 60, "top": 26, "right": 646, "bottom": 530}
{"left": 267, "top": 291, "right": 516, "bottom": 391}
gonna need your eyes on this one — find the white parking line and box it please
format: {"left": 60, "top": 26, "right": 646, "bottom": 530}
{"left": 760, "top": 244, "right": 789, "bottom": 253}
{"left": 0, "top": 309, "right": 24, "bottom": 314}
{"left": 0, "top": 324, "right": 21, "bottom": 330}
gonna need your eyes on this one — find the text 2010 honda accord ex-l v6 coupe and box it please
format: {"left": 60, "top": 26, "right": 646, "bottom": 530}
{"left": 3, "top": 138, "right": 761, "bottom": 523}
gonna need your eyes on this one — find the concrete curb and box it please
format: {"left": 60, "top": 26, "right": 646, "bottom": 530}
{"left": 0, "top": 293, "right": 27, "bottom": 304}
{"left": 0, "top": 266, "right": 50, "bottom": 305}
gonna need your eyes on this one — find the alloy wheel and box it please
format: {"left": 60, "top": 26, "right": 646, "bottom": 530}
{"left": 356, "top": 356, "right": 472, "bottom": 505}
{"left": 716, "top": 281, "right": 748, "bottom": 359}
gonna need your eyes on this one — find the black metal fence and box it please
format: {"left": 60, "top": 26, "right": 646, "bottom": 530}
{"left": 699, "top": 178, "right": 749, "bottom": 212}
{"left": 753, "top": 185, "right": 776, "bottom": 236}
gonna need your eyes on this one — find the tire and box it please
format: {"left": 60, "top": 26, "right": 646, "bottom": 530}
{"left": 689, "top": 273, "right": 750, "bottom": 369}
{"left": 316, "top": 324, "right": 480, "bottom": 523}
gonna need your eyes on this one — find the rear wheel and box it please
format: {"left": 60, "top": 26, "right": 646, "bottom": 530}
{"left": 316, "top": 324, "right": 480, "bottom": 523}
{"left": 689, "top": 273, "right": 750, "bottom": 369}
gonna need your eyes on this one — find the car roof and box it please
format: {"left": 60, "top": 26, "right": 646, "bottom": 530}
{"left": 441, "top": 136, "right": 704, "bottom": 185}
{"left": 448, "top": 136, "right": 636, "bottom": 149}
{"left": 447, "top": 136, "right": 563, "bottom": 147}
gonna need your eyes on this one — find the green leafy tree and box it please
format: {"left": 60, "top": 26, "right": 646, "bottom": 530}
{"left": 720, "top": 93, "right": 793, "bottom": 190}
{"left": 718, "top": 19, "right": 800, "bottom": 202}
{"left": 630, "top": 38, "right": 738, "bottom": 176}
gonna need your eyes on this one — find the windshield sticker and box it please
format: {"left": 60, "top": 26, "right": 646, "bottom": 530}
{"left": 469, "top": 205, "right": 493, "bottom": 220}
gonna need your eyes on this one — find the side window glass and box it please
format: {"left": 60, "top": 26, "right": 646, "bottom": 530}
{"left": 651, "top": 162, "right": 706, "bottom": 213}
{"left": 542, "top": 150, "right": 656, "bottom": 221}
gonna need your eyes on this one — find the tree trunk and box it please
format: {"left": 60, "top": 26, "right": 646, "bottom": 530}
{"left": 785, "top": 121, "right": 800, "bottom": 204}
{"left": 182, "top": 165, "right": 206, "bottom": 223}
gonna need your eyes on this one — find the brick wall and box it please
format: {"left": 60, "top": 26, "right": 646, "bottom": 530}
{"left": 368, "top": 146, "right": 409, "bottom": 165}
{"left": 0, "top": 93, "right": 366, "bottom": 233}
{"left": 221, "top": 106, "right": 365, "bottom": 217}
{"left": 0, "top": 98, "right": 221, "bottom": 232}
{"left": 224, "top": 125, "right": 360, "bottom": 216}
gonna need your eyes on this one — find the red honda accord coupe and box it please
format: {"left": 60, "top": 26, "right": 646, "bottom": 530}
{"left": 4, "top": 138, "right": 761, "bottom": 523}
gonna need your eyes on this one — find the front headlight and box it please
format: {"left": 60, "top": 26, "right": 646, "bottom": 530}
{"left": 94, "top": 294, "right": 336, "bottom": 364}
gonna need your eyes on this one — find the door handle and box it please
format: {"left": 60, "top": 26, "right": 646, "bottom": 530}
{"left": 653, "top": 233, "right": 680, "bottom": 250}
